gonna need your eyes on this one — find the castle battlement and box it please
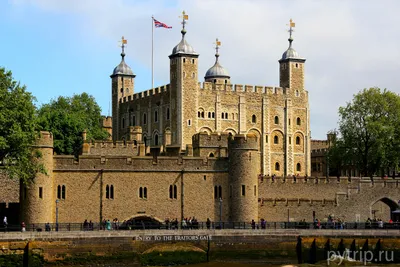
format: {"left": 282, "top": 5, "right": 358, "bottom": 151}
{"left": 199, "top": 82, "right": 289, "bottom": 96}
{"left": 133, "top": 84, "right": 170, "bottom": 100}
{"left": 53, "top": 154, "right": 229, "bottom": 171}
{"left": 84, "top": 140, "right": 138, "bottom": 156}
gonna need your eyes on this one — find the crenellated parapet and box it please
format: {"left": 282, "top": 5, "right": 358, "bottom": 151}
{"left": 119, "top": 84, "right": 170, "bottom": 104}
{"left": 83, "top": 140, "right": 138, "bottom": 156}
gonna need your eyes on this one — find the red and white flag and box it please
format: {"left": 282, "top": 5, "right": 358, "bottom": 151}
{"left": 153, "top": 18, "right": 172, "bottom": 29}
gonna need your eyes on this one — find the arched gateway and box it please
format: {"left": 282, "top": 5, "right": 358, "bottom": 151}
{"left": 371, "top": 197, "right": 400, "bottom": 221}
{"left": 121, "top": 214, "right": 164, "bottom": 230}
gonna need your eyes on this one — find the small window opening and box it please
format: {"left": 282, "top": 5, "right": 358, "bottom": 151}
{"left": 39, "top": 187, "right": 43, "bottom": 199}
{"left": 297, "top": 117, "right": 301, "bottom": 125}
{"left": 275, "top": 162, "right": 280, "bottom": 171}
{"left": 274, "top": 116, "right": 279, "bottom": 124}
{"left": 296, "top": 136, "right": 301, "bottom": 145}
{"left": 297, "top": 163, "right": 301, "bottom": 172}
{"left": 252, "top": 114, "right": 256, "bottom": 123}
{"left": 241, "top": 185, "right": 246, "bottom": 196}
{"left": 274, "top": 136, "right": 279, "bottom": 144}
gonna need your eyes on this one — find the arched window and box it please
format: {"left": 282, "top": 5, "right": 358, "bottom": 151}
{"left": 61, "top": 185, "right": 66, "bottom": 199}
{"left": 154, "top": 134, "right": 159, "bottom": 146}
{"left": 274, "top": 136, "right": 279, "bottom": 144}
{"left": 106, "top": 185, "right": 110, "bottom": 199}
{"left": 166, "top": 108, "right": 170, "bottom": 120}
{"left": 275, "top": 162, "right": 280, "bottom": 171}
{"left": 110, "top": 185, "right": 114, "bottom": 199}
{"left": 252, "top": 114, "right": 256, "bottom": 123}
{"left": 208, "top": 112, "right": 211, "bottom": 118}
{"left": 225, "top": 113, "right": 228, "bottom": 119}
{"left": 297, "top": 117, "right": 301, "bottom": 125}
{"left": 169, "top": 185, "right": 173, "bottom": 199}
{"left": 154, "top": 110, "right": 158, "bottom": 122}
{"left": 201, "top": 111, "right": 204, "bottom": 118}
{"left": 143, "top": 187, "right": 147, "bottom": 199}
{"left": 296, "top": 136, "right": 301, "bottom": 145}
{"left": 209, "top": 153, "right": 215, "bottom": 157}
{"left": 57, "top": 185, "right": 61, "bottom": 199}
{"left": 296, "top": 163, "right": 301, "bottom": 172}
{"left": 274, "top": 116, "right": 279, "bottom": 124}
{"left": 212, "top": 112, "right": 215, "bottom": 118}
{"left": 221, "top": 113, "right": 224, "bottom": 119}
{"left": 173, "top": 185, "right": 177, "bottom": 199}
{"left": 218, "top": 185, "right": 222, "bottom": 198}
{"left": 198, "top": 111, "right": 201, "bottom": 118}
{"left": 143, "top": 113, "right": 147, "bottom": 125}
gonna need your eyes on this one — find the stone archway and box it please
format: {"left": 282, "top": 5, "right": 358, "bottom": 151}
{"left": 122, "top": 214, "right": 164, "bottom": 230}
{"left": 371, "top": 197, "right": 400, "bottom": 221}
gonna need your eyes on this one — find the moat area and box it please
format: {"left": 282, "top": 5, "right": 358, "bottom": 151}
{"left": 3, "top": 230, "right": 400, "bottom": 266}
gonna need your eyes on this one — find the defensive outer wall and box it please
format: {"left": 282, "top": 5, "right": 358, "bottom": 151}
{"left": 1, "top": 131, "right": 400, "bottom": 225}
{"left": 2, "top": 230, "right": 400, "bottom": 264}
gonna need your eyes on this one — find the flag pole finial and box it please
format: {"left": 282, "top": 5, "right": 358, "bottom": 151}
{"left": 214, "top": 38, "right": 221, "bottom": 63}
{"left": 119, "top": 36, "right": 128, "bottom": 59}
{"left": 287, "top": 19, "right": 295, "bottom": 47}
{"left": 179, "top": 10, "right": 188, "bottom": 37}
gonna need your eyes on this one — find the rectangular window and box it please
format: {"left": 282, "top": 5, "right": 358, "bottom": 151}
{"left": 254, "top": 185, "right": 257, "bottom": 196}
{"left": 241, "top": 185, "right": 245, "bottom": 196}
{"left": 39, "top": 187, "right": 43, "bottom": 199}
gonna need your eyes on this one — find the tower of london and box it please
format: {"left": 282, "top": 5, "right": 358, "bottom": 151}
{"left": 1, "top": 14, "right": 396, "bottom": 226}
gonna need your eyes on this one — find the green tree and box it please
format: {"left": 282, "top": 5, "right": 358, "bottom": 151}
{"left": 0, "top": 67, "right": 44, "bottom": 183}
{"left": 36, "top": 93, "right": 109, "bottom": 157}
{"left": 336, "top": 87, "right": 400, "bottom": 177}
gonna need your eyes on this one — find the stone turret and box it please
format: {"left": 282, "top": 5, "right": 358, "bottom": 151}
{"left": 228, "top": 133, "right": 260, "bottom": 222}
{"left": 21, "top": 131, "right": 54, "bottom": 224}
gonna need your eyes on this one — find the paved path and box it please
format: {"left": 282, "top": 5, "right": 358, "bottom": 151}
{"left": 1, "top": 229, "right": 400, "bottom": 241}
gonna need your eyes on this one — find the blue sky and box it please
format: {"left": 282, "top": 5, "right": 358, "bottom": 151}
{"left": 1, "top": 0, "right": 399, "bottom": 139}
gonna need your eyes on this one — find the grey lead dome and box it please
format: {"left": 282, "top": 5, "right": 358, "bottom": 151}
{"left": 205, "top": 60, "right": 230, "bottom": 79}
{"left": 171, "top": 30, "right": 198, "bottom": 56}
{"left": 281, "top": 47, "right": 299, "bottom": 60}
{"left": 112, "top": 56, "right": 134, "bottom": 76}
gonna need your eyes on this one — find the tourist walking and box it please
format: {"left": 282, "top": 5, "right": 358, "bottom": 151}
{"left": 3, "top": 216, "right": 7, "bottom": 232}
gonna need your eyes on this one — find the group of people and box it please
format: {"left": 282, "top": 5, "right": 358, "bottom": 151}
{"left": 101, "top": 218, "right": 120, "bottom": 230}
{"left": 165, "top": 217, "right": 199, "bottom": 229}
{"left": 251, "top": 218, "right": 267, "bottom": 229}
{"left": 83, "top": 219, "right": 94, "bottom": 230}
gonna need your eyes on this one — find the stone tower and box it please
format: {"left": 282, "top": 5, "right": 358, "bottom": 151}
{"left": 228, "top": 134, "right": 260, "bottom": 222}
{"left": 111, "top": 37, "right": 136, "bottom": 141}
{"left": 277, "top": 20, "right": 309, "bottom": 177}
{"left": 168, "top": 12, "right": 199, "bottom": 150}
{"left": 20, "top": 131, "right": 54, "bottom": 224}
{"left": 278, "top": 20, "right": 306, "bottom": 90}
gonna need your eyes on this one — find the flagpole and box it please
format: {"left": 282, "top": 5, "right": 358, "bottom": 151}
{"left": 151, "top": 15, "right": 154, "bottom": 90}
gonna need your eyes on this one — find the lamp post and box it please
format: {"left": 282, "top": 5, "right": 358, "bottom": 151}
{"left": 55, "top": 199, "right": 59, "bottom": 231}
{"left": 219, "top": 197, "right": 222, "bottom": 229}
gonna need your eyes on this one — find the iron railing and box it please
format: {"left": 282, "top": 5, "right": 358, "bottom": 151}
{"left": 1, "top": 221, "right": 399, "bottom": 232}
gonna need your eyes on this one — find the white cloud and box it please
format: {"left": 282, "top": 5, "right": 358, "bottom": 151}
{"left": 9, "top": 0, "right": 400, "bottom": 139}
